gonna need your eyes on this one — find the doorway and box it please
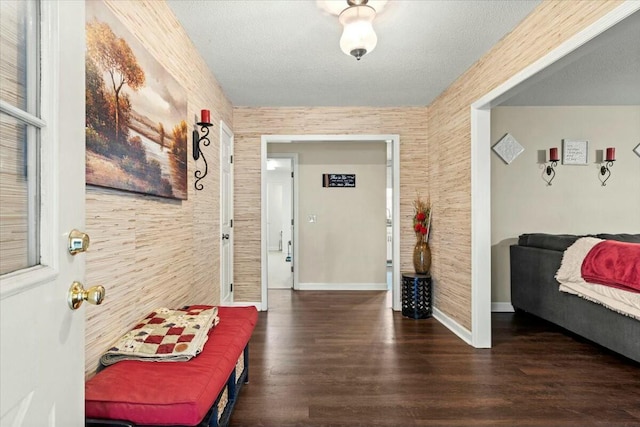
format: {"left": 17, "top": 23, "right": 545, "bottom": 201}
{"left": 266, "top": 156, "right": 294, "bottom": 290}
{"left": 260, "top": 134, "right": 400, "bottom": 312}
{"left": 469, "top": 3, "right": 639, "bottom": 348}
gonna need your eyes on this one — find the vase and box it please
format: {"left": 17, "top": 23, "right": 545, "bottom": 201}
{"left": 413, "top": 236, "right": 431, "bottom": 274}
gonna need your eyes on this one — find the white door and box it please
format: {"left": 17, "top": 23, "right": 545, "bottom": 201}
{"left": 220, "top": 121, "right": 234, "bottom": 304}
{"left": 0, "top": 1, "right": 90, "bottom": 426}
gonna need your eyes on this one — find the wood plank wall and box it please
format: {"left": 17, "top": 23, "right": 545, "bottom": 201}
{"left": 427, "top": 0, "right": 622, "bottom": 330}
{"left": 232, "top": 107, "right": 428, "bottom": 301}
{"left": 82, "top": 0, "right": 621, "bottom": 377}
{"left": 84, "top": 0, "right": 233, "bottom": 378}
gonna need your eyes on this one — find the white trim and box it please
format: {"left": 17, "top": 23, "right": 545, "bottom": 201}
{"left": 260, "top": 134, "right": 401, "bottom": 311}
{"left": 0, "top": 101, "right": 47, "bottom": 128}
{"left": 433, "top": 307, "right": 472, "bottom": 345}
{"left": 468, "top": 2, "right": 640, "bottom": 350}
{"left": 491, "top": 302, "right": 515, "bottom": 313}
{"left": 0, "top": 266, "right": 58, "bottom": 300}
{"left": 470, "top": 108, "right": 492, "bottom": 349}
{"left": 220, "top": 120, "right": 234, "bottom": 304}
{"left": 297, "top": 283, "right": 388, "bottom": 291}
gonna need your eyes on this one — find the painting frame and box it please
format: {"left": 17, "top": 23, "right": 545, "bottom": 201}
{"left": 85, "top": 1, "right": 188, "bottom": 200}
{"left": 562, "top": 139, "right": 589, "bottom": 165}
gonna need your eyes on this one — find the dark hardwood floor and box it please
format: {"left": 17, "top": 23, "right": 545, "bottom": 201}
{"left": 230, "top": 290, "right": 640, "bottom": 427}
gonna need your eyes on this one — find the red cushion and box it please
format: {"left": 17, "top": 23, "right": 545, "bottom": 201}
{"left": 85, "top": 306, "right": 258, "bottom": 426}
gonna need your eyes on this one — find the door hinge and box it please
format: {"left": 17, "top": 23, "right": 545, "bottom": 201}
{"left": 230, "top": 155, "right": 233, "bottom": 164}
{"left": 291, "top": 219, "right": 294, "bottom": 226}
{"left": 230, "top": 219, "right": 233, "bottom": 227}
{"left": 291, "top": 266, "right": 294, "bottom": 273}
{"left": 230, "top": 283, "right": 233, "bottom": 292}
{"left": 291, "top": 171, "right": 294, "bottom": 178}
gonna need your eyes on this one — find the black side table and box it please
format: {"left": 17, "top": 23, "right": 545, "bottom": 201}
{"left": 401, "top": 272, "right": 432, "bottom": 319}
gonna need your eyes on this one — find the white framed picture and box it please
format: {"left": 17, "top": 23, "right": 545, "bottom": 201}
{"left": 562, "top": 140, "right": 589, "bottom": 165}
{"left": 492, "top": 133, "right": 524, "bottom": 165}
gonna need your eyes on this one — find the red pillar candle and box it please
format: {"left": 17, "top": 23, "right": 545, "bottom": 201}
{"left": 200, "top": 109, "right": 210, "bottom": 124}
{"left": 606, "top": 147, "right": 615, "bottom": 161}
{"left": 549, "top": 147, "right": 559, "bottom": 162}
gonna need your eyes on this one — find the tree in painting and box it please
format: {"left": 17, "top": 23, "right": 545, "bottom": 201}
{"left": 87, "top": 20, "right": 145, "bottom": 145}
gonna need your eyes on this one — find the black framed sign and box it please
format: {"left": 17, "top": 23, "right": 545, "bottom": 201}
{"left": 322, "top": 174, "right": 356, "bottom": 188}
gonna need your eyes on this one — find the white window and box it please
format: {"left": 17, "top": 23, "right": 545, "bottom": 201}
{"left": 0, "top": 0, "right": 43, "bottom": 276}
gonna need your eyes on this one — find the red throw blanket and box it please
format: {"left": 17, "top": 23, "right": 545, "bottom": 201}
{"left": 581, "top": 240, "right": 640, "bottom": 293}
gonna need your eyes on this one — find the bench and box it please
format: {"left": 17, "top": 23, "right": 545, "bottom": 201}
{"left": 85, "top": 306, "right": 258, "bottom": 427}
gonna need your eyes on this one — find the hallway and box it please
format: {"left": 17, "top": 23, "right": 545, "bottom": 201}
{"left": 230, "top": 290, "right": 640, "bottom": 426}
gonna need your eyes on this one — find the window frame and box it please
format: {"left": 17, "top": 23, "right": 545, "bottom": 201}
{"left": 0, "top": 0, "right": 60, "bottom": 298}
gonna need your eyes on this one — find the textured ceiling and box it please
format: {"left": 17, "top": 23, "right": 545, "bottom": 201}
{"left": 167, "top": 1, "right": 639, "bottom": 108}
{"left": 166, "top": 0, "right": 541, "bottom": 107}
{"left": 502, "top": 9, "right": 640, "bottom": 106}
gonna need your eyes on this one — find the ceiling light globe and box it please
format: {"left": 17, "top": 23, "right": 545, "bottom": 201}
{"left": 339, "top": 5, "right": 377, "bottom": 60}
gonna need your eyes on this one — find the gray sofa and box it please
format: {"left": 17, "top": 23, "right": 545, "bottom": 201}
{"left": 510, "top": 233, "right": 640, "bottom": 363}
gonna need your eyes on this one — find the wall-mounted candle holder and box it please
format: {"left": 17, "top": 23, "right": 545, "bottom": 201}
{"left": 599, "top": 147, "right": 615, "bottom": 186}
{"left": 193, "top": 109, "right": 212, "bottom": 191}
{"left": 543, "top": 147, "right": 559, "bottom": 186}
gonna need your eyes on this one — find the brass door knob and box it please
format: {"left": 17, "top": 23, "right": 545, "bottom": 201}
{"left": 68, "top": 281, "right": 105, "bottom": 310}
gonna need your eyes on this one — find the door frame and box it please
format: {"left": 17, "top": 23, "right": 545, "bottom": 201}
{"left": 266, "top": 153, "right": 298, "bottom": 290}
{"left": 260, "top": 134, "right": 400, "bottom": 311}
{"left": 469, "top": 2, "right": 639, "bottom": 348}
{"left": 220, "top": 120, "right": 234, "bottom": 304}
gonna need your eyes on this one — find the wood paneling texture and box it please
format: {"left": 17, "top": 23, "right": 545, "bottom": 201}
{"left": 233, "top": 107, "right": 428, "bottom": 301}
{"left": 427, "top": 0, "right": 621, "bottom": 330}
{"left": 82, "top": 0, "right": 621, "bottom": 377}
{"left": 84, "top": 0, "right": 233, "bottom": 378}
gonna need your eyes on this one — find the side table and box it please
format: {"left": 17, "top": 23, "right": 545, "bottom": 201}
{"left": 401, "top": 272, "right": 432, "bottom": 319}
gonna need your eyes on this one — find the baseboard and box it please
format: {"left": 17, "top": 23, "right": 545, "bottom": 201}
{"left": 297, "top": 282, "right": 387, "bottom": 291}
{"left": 268, "top": 284, "right": 292, "bottom": 290}
{"left": 491, "top": 302, "right": 515, "bottom": 312}
{"left": 432, "top": 307, "right": 473, "bottom": 346}
{"left": 220, "top": 301, "right": 263, "bottom": 311}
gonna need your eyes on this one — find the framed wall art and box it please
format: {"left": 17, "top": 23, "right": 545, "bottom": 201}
{"left": 562, "top": 140, "right": 589, "bottom": 165}
{"left": 85, "top": 1, "right": 188, "bottom": 200}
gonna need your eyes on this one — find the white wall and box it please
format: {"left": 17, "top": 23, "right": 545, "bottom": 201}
{"left": 269, "top": 142, "right": 387, "bottom": 289}
{"left": 491, "top": 106, "right": 640, "bottom": 304}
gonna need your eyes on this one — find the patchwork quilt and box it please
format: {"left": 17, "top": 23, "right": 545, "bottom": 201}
{"left": 100, "top": 306, "right": 219, "bottom": 366}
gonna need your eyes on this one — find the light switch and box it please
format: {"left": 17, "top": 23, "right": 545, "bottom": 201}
{"left": 307, "top": 214, "right": 317, "bottom": 223}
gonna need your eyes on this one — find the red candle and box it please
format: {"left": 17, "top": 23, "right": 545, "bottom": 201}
{"left": 549, "top": 147, "right": 559, "bottom": 162}
{"left": 606, "top": 147, "right": 615, "bottom": 161}
{"left": 200, "top": 109, "right": 210, "bottom": 124}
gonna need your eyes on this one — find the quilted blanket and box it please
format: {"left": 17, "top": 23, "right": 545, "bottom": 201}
{"left": 100, "top": 306, "right": 219, "bottom": 367}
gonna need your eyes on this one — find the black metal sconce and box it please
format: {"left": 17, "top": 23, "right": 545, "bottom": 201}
{"left": 193, "top": 109, "right": 212, "bottom": 190}
{"left": 543, "top": 147, "right": 559, "bottom": 186}
{"left": 599, "top": 147, "right": 616, "bottom": 186}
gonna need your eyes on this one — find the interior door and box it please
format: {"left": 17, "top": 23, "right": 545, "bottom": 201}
{"left": 0, "top": 1, "right": 89, "bottom": 425}
{"left": 220, "top": 121, "right": 234, "bottom": 304}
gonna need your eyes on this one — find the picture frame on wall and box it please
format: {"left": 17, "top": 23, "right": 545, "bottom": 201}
{"left": 562, "top": 140, "right": 589, "bottom": 165}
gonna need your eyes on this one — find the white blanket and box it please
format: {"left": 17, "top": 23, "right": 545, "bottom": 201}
{"left": 556, "top": 237, "right": 640, "bottom": 320}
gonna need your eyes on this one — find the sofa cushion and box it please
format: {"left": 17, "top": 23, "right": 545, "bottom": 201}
{"left": 595, "top": 233, "right": 640, "bottom": 243}
{"left": 517, "top": 234, "right": 584, "bottom": 252}
{"left": 85, "top": 305, "right": 258, "bottom": 426}
{"left": 518, "top": 233, "right": 640, "bottom": 251}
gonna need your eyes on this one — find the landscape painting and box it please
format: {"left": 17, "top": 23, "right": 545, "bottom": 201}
{"left": 85, "top": 1, "right": 188, "bottom": 200}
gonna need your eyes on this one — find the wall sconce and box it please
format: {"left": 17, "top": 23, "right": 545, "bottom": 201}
{"left": 599, "top": 147, "right": 616, "bottom": 186}
{"left": 543, "top": 147, "right": 559, "bottom": 186}
{"left": 193, "top": 109, "right": 212, "bottom": 190}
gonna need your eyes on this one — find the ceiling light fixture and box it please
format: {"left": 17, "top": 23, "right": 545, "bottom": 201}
{"left": 339, "top": 0, "right": 377, "bottom": 61}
